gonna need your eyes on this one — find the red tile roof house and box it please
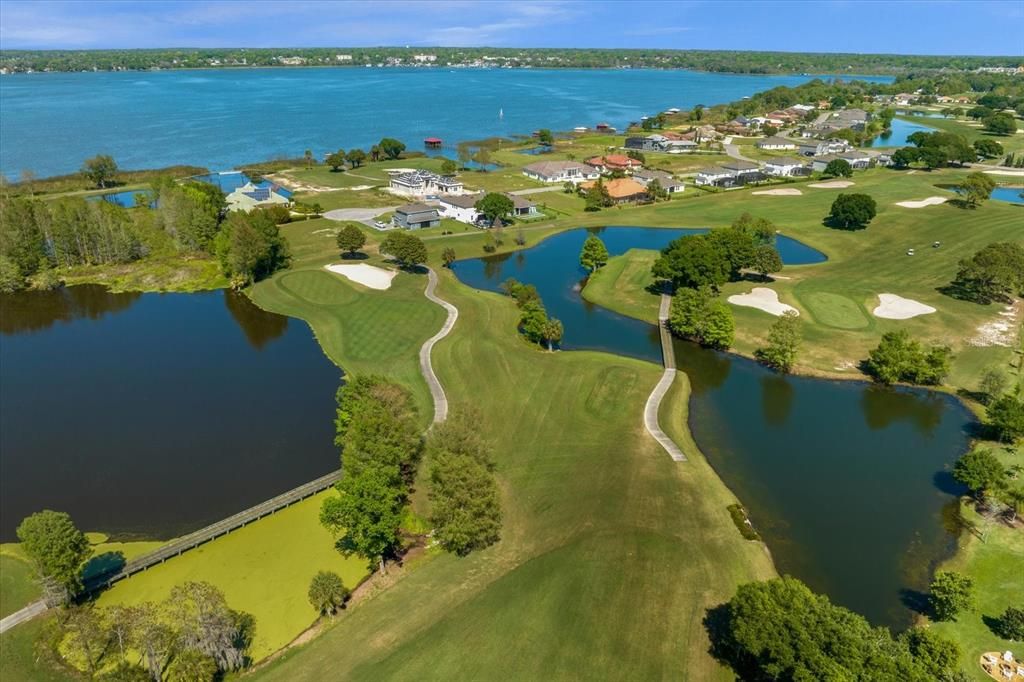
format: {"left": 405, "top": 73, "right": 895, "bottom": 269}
{"left": 586, "top": 154, "right": 643, "bottom": 173}
{"left": 580, "top": 177, "right": 649, "bottom": 204}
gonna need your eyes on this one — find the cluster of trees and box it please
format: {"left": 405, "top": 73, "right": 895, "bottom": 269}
{"left": 214, "top": 208, "right": 290, "bottom": 287}
{"left": 667, "top": 286, "right": 734, "bottom": 350}
{"left": 501, "top": 278, "right": 564, "bottom": 350}
{"left": 325, "top": 148, "right": 368, "bottom": 171}
{"left": 987, "top": 393, "right": 1024, "bottom": 444}
{"left": 59, "top": 583, "right": 253, "bottom": 680}
{"left": 958, "top": 172, "right": 997, "bottom": 208}
{"left": 652, "top": 213, "right": 782, "bottom": 291}
{"left": 826, "top": 193, "right": 877, "bottom": 230}
{"left": 821, "top": 158, "right": 853, "bottom": 179}
{"left": 475, "top": 192, "right": 514, "bottom": 227}
{"left": 426, "top": 411, "right": 502, "bottom": 556}
{"left": 380, "top": 231, "right": 427, "bottom": 268}
{"left": 320, "top": 376, "right": 422, "bottom": 573}
{"left": 865, "top": 330, "right": 951, "bottom": 386}
{"left": 953, "top": 447, "right": 1023, "bottom": 517}
{"left": 891, "top": 131, "right": 975, "bottom": 170}
{"left": 949, "top": 242, "right": 1024, "bottom": 304}
{"left": 708, "top": 576, "right": 964, "bottom": 681}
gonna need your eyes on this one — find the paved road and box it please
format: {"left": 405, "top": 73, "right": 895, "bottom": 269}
{"left": 0, "top": 599, "right": 48, "bottom": 634}
{"left": 508, "top": 186, "right": 565, "bottom": 196}
{"left": 724, "top": 141, "right": 757, "bottom": 163}
{"left": 323, "top": 207, "right": 397, "bottom": 226}
{"left": 643, "top": 294, "right": 686, "bottom": 462}
{"left": 420, "top": 267, "right": 459, "bottom": 424}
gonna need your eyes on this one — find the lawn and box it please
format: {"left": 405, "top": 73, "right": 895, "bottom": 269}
{"left": 95, "top": 490, "right": 368, "bottom": 663}
{"left": 249, "top": 229, "right": 775, "bottom": 679}
{"left": 0, "top": 555, "right": 39, "bottom": 619}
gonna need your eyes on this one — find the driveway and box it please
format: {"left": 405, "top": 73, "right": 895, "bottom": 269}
{"left": 724, "top": 141, "right": 756, "bottom": 163}
{"left": 323, "top": 206, "right": 397, "bottom": 227}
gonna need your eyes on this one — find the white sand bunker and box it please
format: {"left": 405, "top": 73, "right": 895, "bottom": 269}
{"left": 872, "top": 294, "right": 936, "bottom": 320}
{"left": 808, "top": 180, "right": 854, "bottom": 188}
{"left": 752, "top": 188, "right": 803, "bottom": 196}
{"left": 727, "top": 287, "right": 799, "bottom": 317}
{"left": 324, "top": 263, "right": 397, "bottom": 290}
{"left": 895, "top": 196, "right": 947, "bottom": 208}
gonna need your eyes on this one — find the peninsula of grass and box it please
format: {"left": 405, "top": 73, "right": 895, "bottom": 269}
{"left": 250, "top": 238, "right": 775, "bottom": 679}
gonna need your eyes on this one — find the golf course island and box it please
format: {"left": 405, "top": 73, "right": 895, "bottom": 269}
{"left": 2, "top": 15, "right": 1024, "bottom": 681}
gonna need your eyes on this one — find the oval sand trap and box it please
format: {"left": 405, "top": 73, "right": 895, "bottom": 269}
{"left": 752, "top": 188, "right": 803, "bottom": 196}
{"left": 728, "top": 287, "right": 799, "bottom": 316}
{"left": 324, "top": 263, "right": 397, "bottom": 290}
{"left": 872, "top": 293, "right": 936, "bottom": 319}
{"left": 895, "top": 196, "right": 947, "bottom": 208}
{"left": 808, "top": 180, "right": 854, "bottom": 188}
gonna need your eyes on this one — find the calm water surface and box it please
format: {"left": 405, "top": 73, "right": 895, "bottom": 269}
{"left": 452, "top": 226, "right": 972, "bottom": 628}
{"left": 870, "top": 117, "right": 937, "bottom": 148}
{"left": 0, "top": 286, "right": 339, "bottom": 541}
{"left": 0, "top": 68, "right": 890, "bottom": 179}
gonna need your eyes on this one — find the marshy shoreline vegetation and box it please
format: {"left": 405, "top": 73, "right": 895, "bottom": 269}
{"left": 2, "top": 66, "right": 1023, "bottom": 680}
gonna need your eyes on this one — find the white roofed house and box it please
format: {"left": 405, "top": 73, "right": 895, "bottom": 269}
{"left": 694, "top": 167, "right": 736, "bottom": 187}
{"left": 632, "top": 169, "right": 684, "bottom": 193}
{"left": 522, "top": 160, "right": 600, "bottom": 184}
{"left": 389, "top": 170, "right": 464, "bottom": 197}
{"left": 811, "top": 151, "right": 871, "bottom": 173}
{"left": 226, "top": 182, "right": 291, "bottom": 212}
{"left": 437, "top": 193, "right": 483, "bottom": 224}
{"left": 799, "top": 138, "right": 852, "bottom": 157}
{"left": 763, "top": 157, "right": 811, "bottom": 177}
{"left": 721, "top": 159, "right": 765, "bottom": 184}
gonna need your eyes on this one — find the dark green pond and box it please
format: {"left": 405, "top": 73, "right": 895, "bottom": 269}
{"left": 0, "top": 286, "right": 340, "bottom": 542}
{"left": 453, "top": 226, "right": 973, "bottom": 628}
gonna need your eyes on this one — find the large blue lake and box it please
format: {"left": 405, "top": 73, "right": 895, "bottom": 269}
{"left": 0, "top": 68, "right": 889, "bottom": 179}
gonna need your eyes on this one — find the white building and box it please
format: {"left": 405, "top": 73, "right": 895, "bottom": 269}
{"left": 756, "top": 136, "right": 798, "bottom": 151}
{"left": 438, "top": 194, "right": 482, "bottom": 224}
{"left": 226, "top": 182, "right": 290, "bottom": 212}
{"left": 388, "top": 170, "right": 464, "bottom": 197}
{"left": 764, "top": 157, "right": 810, "bottom": 177}
{"left": 694, "top": 167, "right": 736, "bottom": 187}
{"left": 522, "top": 160, "right": 600, "bottom": 184}
{"left": 413, "top": 54, "right": 437, "bottom": 63}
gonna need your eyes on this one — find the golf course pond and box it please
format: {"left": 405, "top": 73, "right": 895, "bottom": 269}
{"left": 0, "top": 285, "right": 340, "bottom": 542}
{"left": 452, "top": 226, "right": 973, "bottom": 629}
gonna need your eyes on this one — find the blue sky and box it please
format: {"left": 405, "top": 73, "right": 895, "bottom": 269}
{"left": 1, "top": 1, "right": 1021, "bottom": 56}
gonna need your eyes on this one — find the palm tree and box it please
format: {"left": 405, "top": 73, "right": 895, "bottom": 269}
{"left": 304, "top": 149, "right": 313, "bottom": 169}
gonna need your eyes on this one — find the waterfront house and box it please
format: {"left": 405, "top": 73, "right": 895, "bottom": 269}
{"left": 830, "top": 108, "right": 869, "bottom": 130}
{"left": 756, "top": 136, "right": 798, "bottom": 151}
{"left": 580, "top": 178, "right": 648, "bottom": 204}
{"left": 437, "top": 193, "right": 483, "bottom": 224}
{"left": 694, "top": 167, "right": 736, "bottom": 187}
{"left": 764, "top": 157, "right": 811, "bottom": 177}
{"left": 632, "top": 169, "right": 684, "bottom": 193}
{"left": 226, "top": 182, "right": 290, "bottom": 212}
{"left": 522, "top": 160, "right": 600, "bottom": 184}
{"left": 392, "top": 203, "right": 440, "bottom": 229}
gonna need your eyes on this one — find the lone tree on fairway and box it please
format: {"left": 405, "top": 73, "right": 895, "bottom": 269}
{"left": 440, "top": 158, "right": 458, "bottom": 176}
{"left": 16, "top": 510, "right": 91, "bottom": 604}
{"left": 82, "top": 154, "right": 118, "bottom": 188}
{"left": 326, "top": 150, "right": 346, "bottom": 171}
{"left": 929, "top": 571, "right": 974, "bottom": 621}
{"left": 974, "top": 139, "right": 1004, "bottom": 159}
{"left": 826, "top": 193, "right": 877, "bottom": 229}
{"left": 540, "top": 317, "right": 564, "bottom": 351}
{"left": 335, "top": 224, "right": 366, "bottom": 257}
{"left": 579, "top": 234, "right": 609, "bottom": 271}
{"left": 959, "top": 172, "right": 996, "bottom": 208}
{"left": 996, "top": 606, "right": 1024, "bottom": 641}
{"left": 474, "top": 192, "right": 514, "bottom": 227}
{"left": 378, "top": 137, "right": 406, "bottom": 160}
{"left": 823, "top": 158, "right": 853, "bottom": 178}
{"left": 755, "top": 311, "right": 801, "bottom": 373}
{"left": 949, "top": 242, "right": 1024, "bottom": 304}
{"left": 442, "top": 247, "right": 456, "bottom": 268}
{"left": 750, "top": 244, "right": 783, "bottom": 280}
{"left": 345, "top": 148, "right": 367, "bottom": 168}
{"left": 308, "top": 571, "right": 349, "bottom": 617}
{"left": 983, "top": 112, "right": 1017, "bottom": 136}
{"left": 380, "top": 232, "right": 427, "bottom": 268}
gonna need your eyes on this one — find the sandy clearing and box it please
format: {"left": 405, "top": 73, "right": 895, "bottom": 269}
{"left": 752, "top": 188, "right": 803, "bottom": 196}
{"left": 324, "top": 263, "right": 397, "bottom": 290}
{"left": 808, "top": 180, "right": 854, "bottom": 188}
{"left": 983, "top": 168, "right": 1024, "bottom": 177}
{"left": 872, "top": 293, "right": 936, "bottom": 320}
{"left": 895, "top": 196, "right": 947, "bottom": 208}
{"left": 727, "top": 287, "right": 799, "bottom": 317}
{"left": 970, "top": 302, "right": 1021, "bottom": 347}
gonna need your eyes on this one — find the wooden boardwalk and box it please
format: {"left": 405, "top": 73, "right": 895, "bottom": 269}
{"left": 643, "top": 294, "right": 686, "bottom": 462}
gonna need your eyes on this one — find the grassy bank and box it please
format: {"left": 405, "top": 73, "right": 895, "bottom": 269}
{"left": 250, "top": 230, "right": 774, "bottom": 678}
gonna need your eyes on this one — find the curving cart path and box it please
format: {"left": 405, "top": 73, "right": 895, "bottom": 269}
{"left": 420, "top": 267, "right": 459, "bottom": 423}
{"left": 643, "top": 294, "right": 687, "bottom": 462}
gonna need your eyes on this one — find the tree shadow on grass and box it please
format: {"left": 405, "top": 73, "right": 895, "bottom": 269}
{"left": 340, "top": 251, "right": 370, "bottom": 261}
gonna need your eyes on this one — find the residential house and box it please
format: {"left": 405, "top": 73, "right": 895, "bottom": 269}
{"left": 721, "top": 160, "right": 764, "bottom": 183}
{"left": 580, "top": 177, "right": 648, "bottom": 204}
{"left": 505, "top": 193, "right": 540, "bottom": 217}
{"left": 893, "top": 93, "right": 918, "bottom": 106}
{"left": 226, "top": 182, "right": 290, "bottom": 212}
{"left": 756, "top": 136, "right": 798, "bottom": 151}
{"left": 437, "top": 193, "right": 483, "bottom": 224}
{"left": 586, "top": 155, "right": 643, "bottom": 173}
{"left": 799, "top": 138, "right": 852, "bottom": 157}
{"left": 750, "top": 116, "right": 785, "bottom": 128}
{"left": 389, "top": 170, "right": 464, "bottom": 197}
{"left": 392, "top": 203, "right": 440, "bottom": 229}
{"left": 632, "top": 169, "right": 684, "bottom": 193}
{"left": 766, "top": 109, "right": 801, "bottom": 124}
{"left": 694, "top": 167, "right": 736, "bottom": 187}
{"left": 625, "top": 136, "right": 659, "bottom": 151}
{"left": 522, "top": 160, "right": 599, "bottom": 184}
{"left": 730, "top": 116, "right": 753, "bottom": 128}
{"left": 830, "top": 108, "right": 869, "bottom": 130}
{"left": 763, "top": 157, "right": 811, "bottom": 177}
{"left": 811, "top": 151, "right": 870, "bottom": 173}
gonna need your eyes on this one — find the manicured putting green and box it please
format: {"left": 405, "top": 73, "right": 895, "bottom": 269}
{"left": 797, "top": 290, "right": 871, "bottom": 330}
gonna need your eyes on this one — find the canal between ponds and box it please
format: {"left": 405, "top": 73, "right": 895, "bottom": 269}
{"left": 452, "top": 226, "right": 973, "bottom": 629}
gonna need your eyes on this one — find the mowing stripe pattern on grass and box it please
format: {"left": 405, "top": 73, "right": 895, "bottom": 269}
{"left": 420, "top": 267, "right": 459, "bottom": 423}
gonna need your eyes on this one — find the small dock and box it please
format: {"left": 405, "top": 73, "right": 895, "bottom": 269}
{"left": 643, "top": 294, "right": 686, "bottom": 462}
